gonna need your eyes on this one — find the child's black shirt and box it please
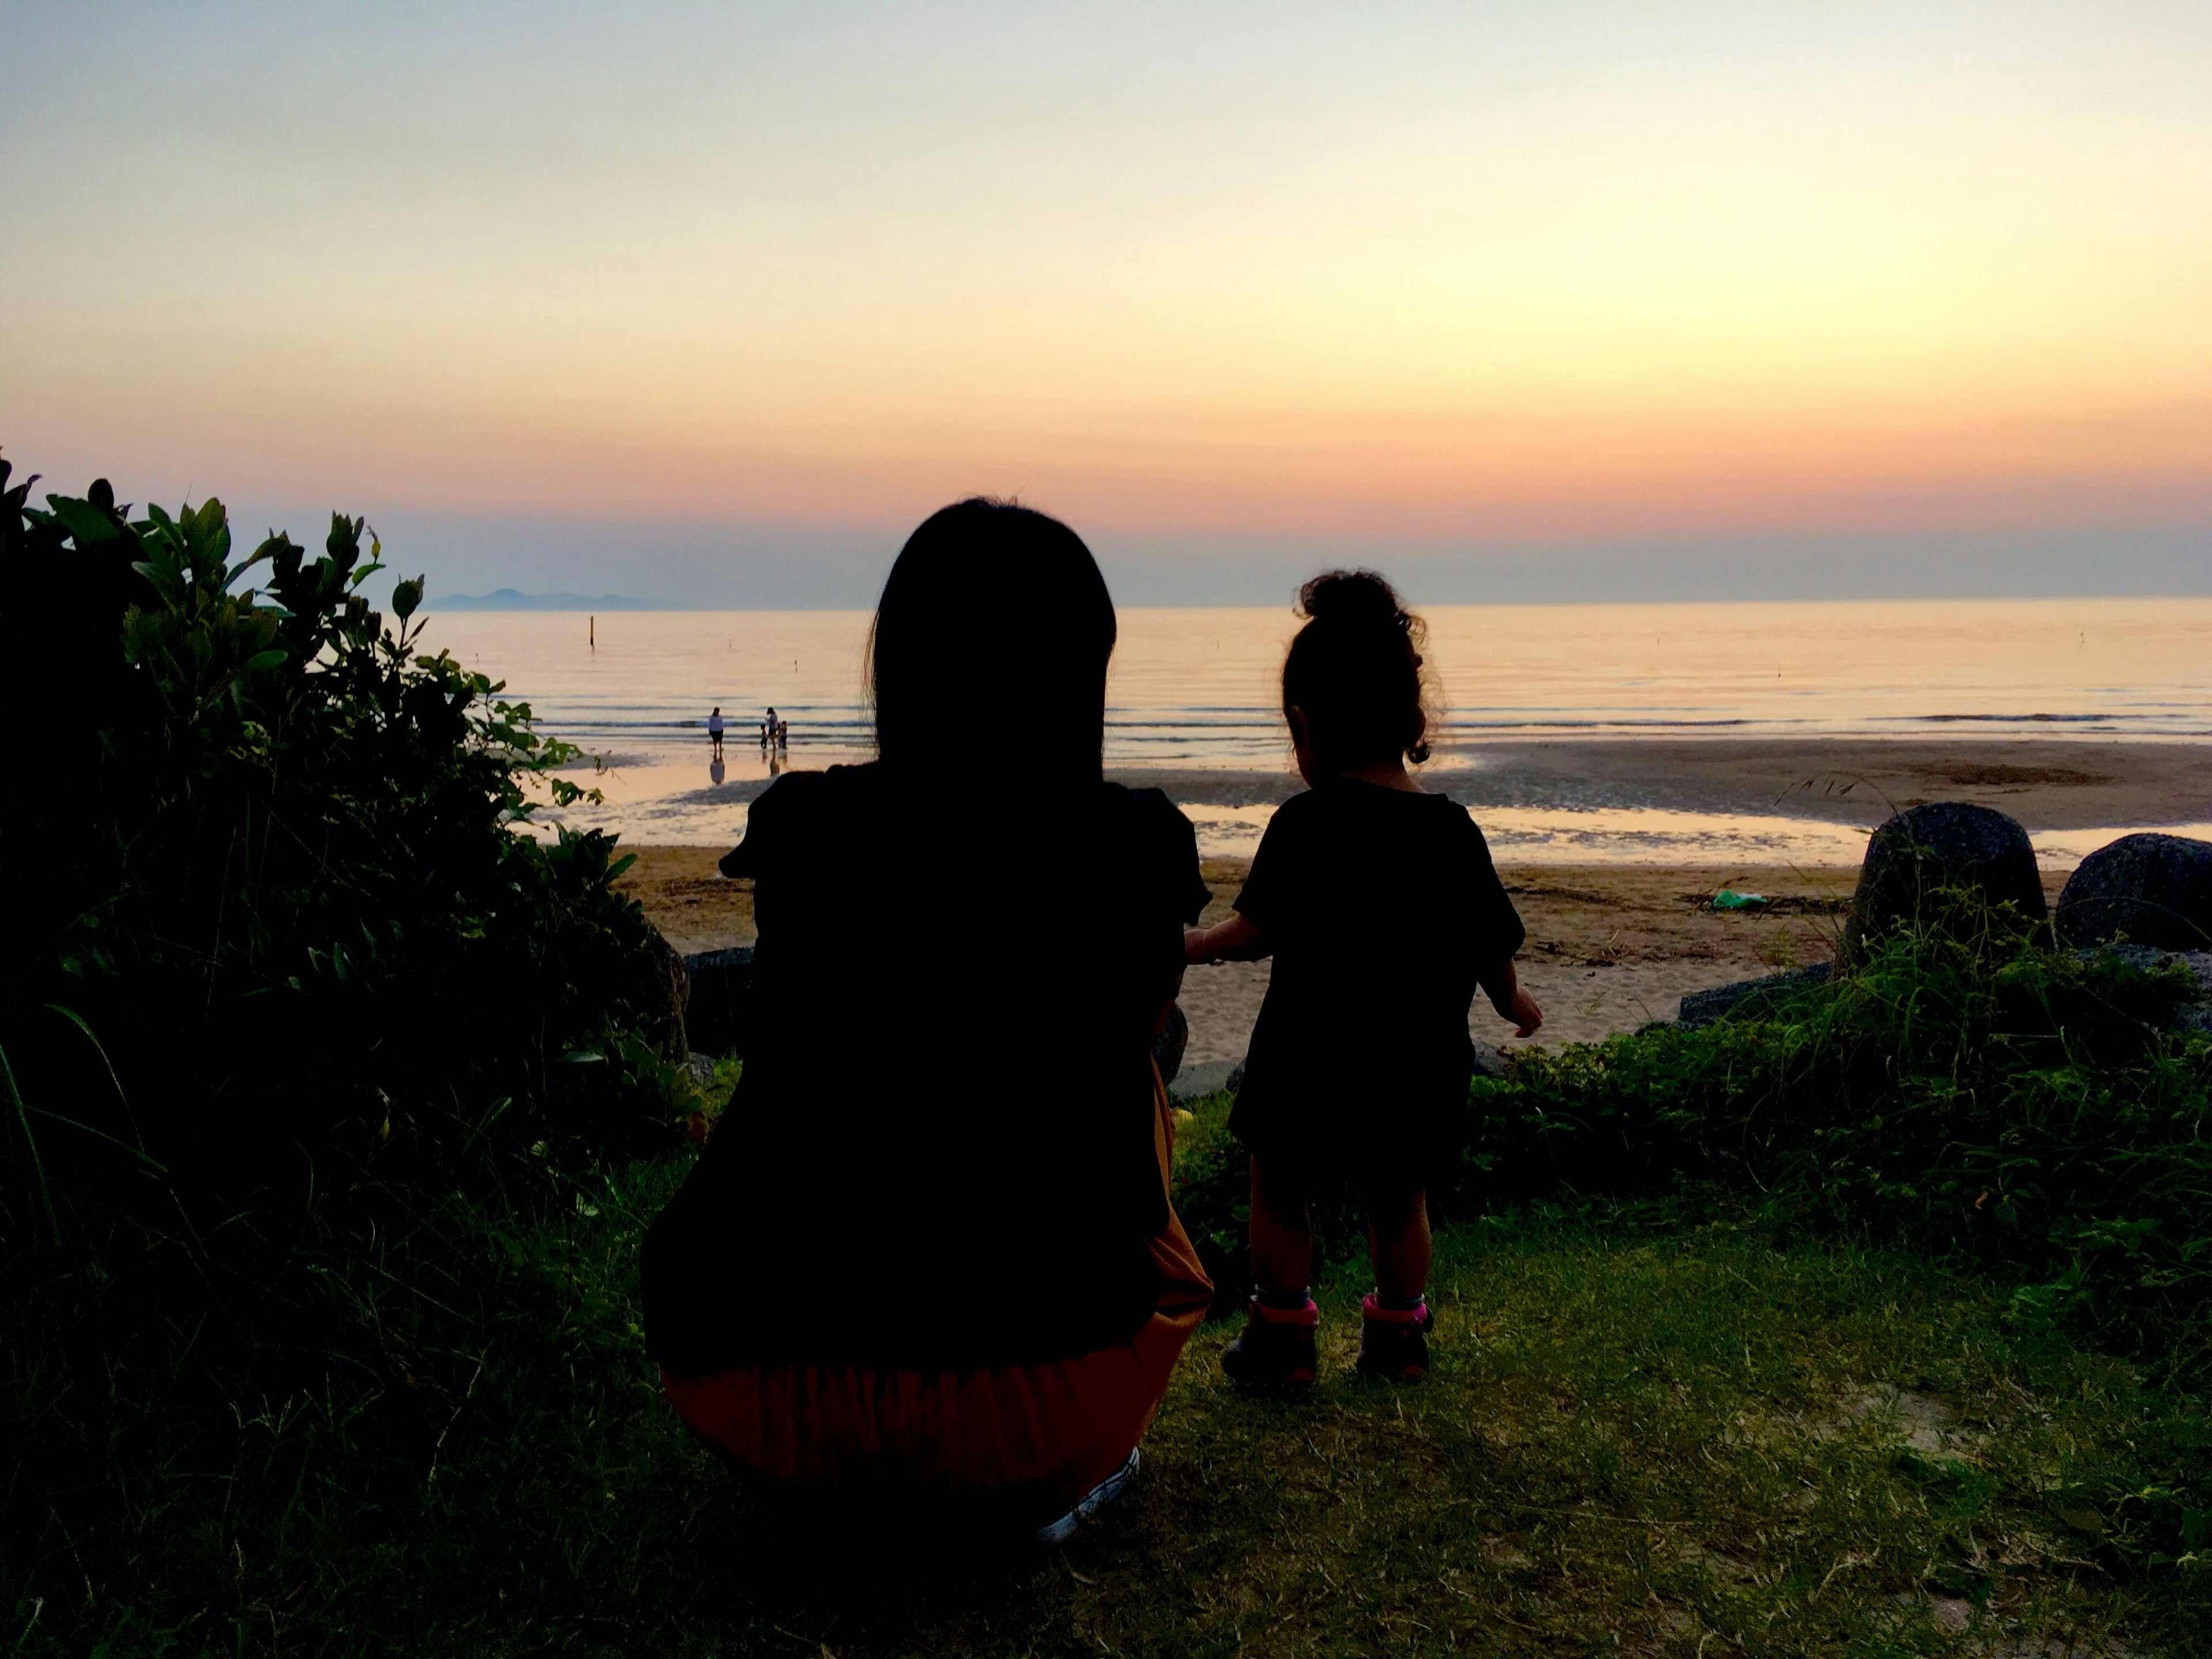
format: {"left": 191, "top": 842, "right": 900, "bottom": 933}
{"left": 1229, "top": 777, "right": 1524, "bottom": 1182}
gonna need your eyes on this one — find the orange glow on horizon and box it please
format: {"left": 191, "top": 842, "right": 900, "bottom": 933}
{"left": 5, "top": 4, "right": 2211, "bottom": 551}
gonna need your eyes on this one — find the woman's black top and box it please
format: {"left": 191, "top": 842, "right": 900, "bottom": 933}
{"left": 1229, "top": 778, "right": 1524, "bottom": 1182}
{"left": 643, "top": 762, "right": 1209, "bottom": 1374}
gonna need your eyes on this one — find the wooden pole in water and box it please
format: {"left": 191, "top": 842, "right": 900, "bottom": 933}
{"left": 590, "top": 615, "right": 595, "bottom": 650}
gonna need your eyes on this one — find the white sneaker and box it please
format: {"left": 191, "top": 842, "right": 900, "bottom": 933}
{"left": 1031, "top": 1447, "right": 1141, "bottom": 1547}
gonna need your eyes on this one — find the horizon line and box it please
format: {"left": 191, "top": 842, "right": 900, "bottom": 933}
{"left": 425, "top": 588, "right": 2212, "bottom": 614}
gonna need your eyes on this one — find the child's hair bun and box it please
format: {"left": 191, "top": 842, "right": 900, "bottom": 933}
{"left": 1283, "top": 568, "right": 1434, "bottom": 768}
{"left": 1297, "top": 569, "right": 1408, "bottom": 632}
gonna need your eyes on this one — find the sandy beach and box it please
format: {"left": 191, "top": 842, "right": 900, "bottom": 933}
{"left": 613, "top": 729, "right": 2198, "bottom": 1061}
{"left": 621, "top": 846, "right": 2066, "bottom": 1060}
{"left": 1113, "top": 736, "right": 2212, "bottom": 828}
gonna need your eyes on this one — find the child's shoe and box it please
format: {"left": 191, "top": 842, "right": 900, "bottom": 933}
{"left": 1355, "top": 1293, "right": 1434, "bottom": 1381}
{"left": 1221, "top": 1293, "right": 1319, "bottom": 1386}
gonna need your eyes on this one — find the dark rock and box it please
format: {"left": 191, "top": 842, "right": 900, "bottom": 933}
{"left": 2081, "top": 944, "right": 2212, "bottom": 1035}
{"left": 644, "top": 929, "right": 691, "bottom": 1059}
{"left": 1152, "top": 1003, "right": 1190, "bottom": 1088}
{"left": 1471, "top": 1045, "right": 1510, "bottom": 1079}
{"left": 1677, "top": 961, "right": 1834, "bottom": 1028}
{"left": 683, "top": 946, "right": 755, "bottom": 1058}
{"left": 1844, "top": 802, "right": 2045, "bottom": 954}
{"left": 1167, "top": 1057, "right": 1241, "bottom": 1100}
{"left": 2054, "top": 833, "right": 2212, "bottom": 951}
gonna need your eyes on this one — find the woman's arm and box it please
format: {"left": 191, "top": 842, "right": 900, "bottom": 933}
{"left": 1150, "top": 964, "right": 1186, "bottom": 1040}
{"left": 1185, "top": 914, "right": 1271, "bottom": 965}
{"left": 1479, "top": 955, "right": 1543, "bottom": 1037}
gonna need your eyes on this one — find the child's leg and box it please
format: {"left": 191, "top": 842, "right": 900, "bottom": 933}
{"left": 1248, "top": 1156, "right": 1315, "bottom": 1293}
{"left": 1355, "top": 1181, "right": 1434, "bottom": 1379}
{"left": 1224, "top": 1154, "right": 1320, "bottom": 1384}
{"left": 1358, "top": 1183, "right": 1431, "bottom": 1302}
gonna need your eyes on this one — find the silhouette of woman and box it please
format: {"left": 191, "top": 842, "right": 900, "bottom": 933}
{"left": 644, "top": 500, "right": 1213, "bottom": 1544}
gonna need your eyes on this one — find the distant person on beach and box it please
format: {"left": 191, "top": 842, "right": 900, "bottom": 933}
{"left": 763, "top": 706, "right": 778, "bottom": 750}
{"left": 1184, "top": 569, "right": 1541, "bottom": 1386}
{"left": 707, "top": 706, "right": 725, "bottom": 757}
{"left": 643, "top": 498, "right": 1213, "bottom": 1546}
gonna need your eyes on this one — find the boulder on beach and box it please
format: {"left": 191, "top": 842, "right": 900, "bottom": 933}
{"left": 683, "top": 946, "right": 755, "bottom": 1058}
{"left": 2085, "top": 943, "right": 2212, "bottom": 1035}
{"left": 644, "top": 929, "right": 691, "bottom": 1059}
{"left": 1844, "top": 802, "right": 2045, "bottom": 955}
{"left": 1676, "top": 962, "right": 1834, "bottom": 1028}
{"left": 2055, "top": 833, "right": 2212, "bottom": 951}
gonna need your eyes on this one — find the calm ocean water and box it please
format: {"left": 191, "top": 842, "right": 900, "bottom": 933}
{"left": 418, "top": 599, "right": 2212, "bottom": 861}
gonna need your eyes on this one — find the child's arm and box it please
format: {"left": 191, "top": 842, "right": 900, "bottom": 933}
{"left": 1479, "top": 956, "right": 1543, "bottom": 1037}
{"left": 1185, "top": 914, "right": 1271, "bottom": 965}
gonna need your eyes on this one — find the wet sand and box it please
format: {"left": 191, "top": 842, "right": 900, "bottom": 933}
{"left": 1112, "top": 737, "right": 2212, "bottom": 828}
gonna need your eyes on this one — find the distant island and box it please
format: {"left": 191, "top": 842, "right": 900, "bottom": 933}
{"left": 426, "top": 589, "right": 667, "bottom": 611}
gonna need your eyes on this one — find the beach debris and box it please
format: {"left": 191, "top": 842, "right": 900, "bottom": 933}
{"left": 1844, "top": 802, "right": 2045, "bottom": 957}
{"left": 2054, "top": 832, "right": 2212, "bottom": 951}
{"left": 1711, "top": 889, "right": 1768, "bottom": 910}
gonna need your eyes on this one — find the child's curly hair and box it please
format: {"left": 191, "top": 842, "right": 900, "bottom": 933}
{"left": 1281, "top": 569, "right": 1434, "bottom": 770}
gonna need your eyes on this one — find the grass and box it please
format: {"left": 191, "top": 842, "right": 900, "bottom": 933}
{"left": 17, "top": 1088, "right": 2203, "bottom": 1657}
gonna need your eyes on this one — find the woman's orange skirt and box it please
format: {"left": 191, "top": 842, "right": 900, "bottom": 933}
{"left": 662, "top": 1072, "right": 1213, "bottom": 1513}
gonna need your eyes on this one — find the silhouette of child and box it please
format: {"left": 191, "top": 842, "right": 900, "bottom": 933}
{"left": 1184, "top": 570, "right": 1540, "bottom": 1384}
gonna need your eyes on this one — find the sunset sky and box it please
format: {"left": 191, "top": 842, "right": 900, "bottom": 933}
{"left": 4, "top": 2, "right": 2210, "bottom": 604}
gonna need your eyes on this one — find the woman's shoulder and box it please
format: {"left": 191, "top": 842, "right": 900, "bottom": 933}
{"left": 1097, "top": 781, "right": 1201, "bottom": 863}
{"left": 1102, "top": 780, "right": 1192, "bottom": 829}
{"left": 716, "top": 763, "right": 881, "bottom": 876}
{"left": 742, "top": 763, "right": 867, "bottom": 825}
{"left": 1099, "top": 783, "right": 1210, "bottom": 919}
{"left": 762, "top": 760, "right": 882, "bottom": 802}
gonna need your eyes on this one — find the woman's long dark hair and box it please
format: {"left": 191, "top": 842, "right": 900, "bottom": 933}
{"left": 869, "top": 499, "right": 1117, "bottom": 784}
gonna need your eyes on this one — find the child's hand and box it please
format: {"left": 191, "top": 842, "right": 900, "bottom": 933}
{"left": 1500, "top": 984, "right": 1543, "bottom": 1038}
{"left": 1186, "top": 915, "right": 1269, "bottom": 964}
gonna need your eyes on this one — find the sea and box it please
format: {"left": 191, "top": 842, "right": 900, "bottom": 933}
{"left": 416, "top": 597, "right": 2212, "bottom": 865}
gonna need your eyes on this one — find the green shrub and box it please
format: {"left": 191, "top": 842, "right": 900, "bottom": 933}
{"left": 0, "top": 459, "right": 690, "bottom": 1653}
{"left": 2, "top": 468, "right": 686, "bottom": 1196}
{"left": 1461, "top": 897, "right": 2212, "bottom": 1376}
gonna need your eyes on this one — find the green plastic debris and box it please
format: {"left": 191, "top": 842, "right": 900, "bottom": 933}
{"left": 1712, "top": 889, "right": 1768, "bottom": 911}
